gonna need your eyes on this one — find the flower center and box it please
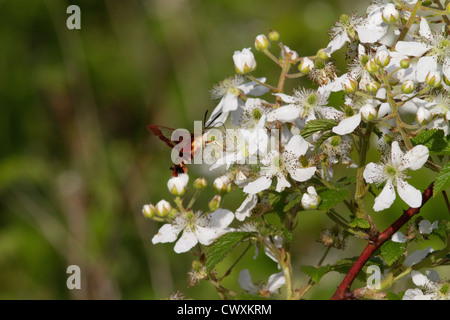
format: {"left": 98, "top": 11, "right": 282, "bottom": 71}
{"left": 252, "top": 108, "right": 263, "bottom": 121}
{"left": 384, "top": 164, "right": 398, "bottom": 179}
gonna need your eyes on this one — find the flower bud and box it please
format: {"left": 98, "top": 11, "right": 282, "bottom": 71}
{"left": 254, "top": 34, "right": 270, "bottom": 51}
{"left": 298, "top": 57, "right": 314, "bottom": 74}
{"left": 317, "top": 49, "right": 328, "bottom": 60}
{"left": 365, "top": 59, "right": 379, "bottom": 73}
{"left": 268, "top": 30, "right": 280, "bottom": 42}
{"left": 155, "top": 200, "right": 172, "bottom": 217}
{"left": 374, "top": 48, "right": 390, "bottom": 67}
{"left": 167, "top": 174, "right": 189, "bottom": 196}
{"left": 443, "top": 74, "right": 450, "bottom": 86}
{"left": 301, "top": 186, "right": 320, "bottom": 210}
{"left": 193, "top": 177, "right": 207, "bottom": 190}
{"left": 401, "top": 80, "right": 415, "bottom": 94}
{"left": 330, "top": 135, "right": 342, "bottom": 147}
{"left": 343, "top": 77, "right": 358, "bottom": 93}
{"left": 214, "top": 175, "right": 232, "bottom": 194}
{"left": 281, "top": 45, "right": 299, "bottom": 61}
{"left": 382, "top": 3, "right": 399, "bottom": 24}
{"left": 425, "top": 71, "right": 442, "bottom": 87}
{"left": 365, "top": 81, "right": 380, "bottom": 94}
{"left": 416, "top": 107, "right": 431, "bottom": 125}
{"left": 360, "top": 104, "right": 378, "bottom": 122}
{"left": 233, "top": 48, "right": 257, "bottom": 74}
{"left": 208, "top": 195, "right": 222, "bottom": 211}
{"left": 400, "top": 58, "right": 410, "bottom": 69}
{"left": 142, "top": 204, "right": 155, "bottom": 219}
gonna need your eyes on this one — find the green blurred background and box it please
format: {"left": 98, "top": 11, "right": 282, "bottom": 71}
{"left": 0, "top": 0, "right": 447, "bottom": 300}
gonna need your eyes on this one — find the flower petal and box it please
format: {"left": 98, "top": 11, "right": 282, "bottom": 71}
{"left": 363, "top": 162, "right": 385, "bottom": 184}
{"left": 390, "top": 141, "right": 404, "bottom": 167}
{"left": 174, "top": 228, "right": 198, "bottom": 253}
{"left": 399, "top": 145, "right": 429, "bottom": 171}
{"left": 207, "top": 208, "right": 235, "bottom": 229}
{"left": 285, "top": 135, "right": 309, "bottom": 157}
{"left": 332, "top": 113, "right": 361, "bottom": 135}
{"left": 396, "top": 178, "right": 422, "bottom": 208}
{"left": 289, "top": 166, "right": 316, "bottom": 182}
{"left": 391, "top": 231, "right": 407, "bottom": 243}
{"left": 152, "top": 223, "right": 183, "bottom": 244}
{"left": 373, "top": 179, "right": 396, "bottom": 212}
{"left": 243, "top": 176, "right": 273, "bottom": 194}
{"left": 238, "top": 269, "right": 257, "bottom": 293}
{"left": 275, "top": 174, "right": 291, "bottom": 192}
{"left": 394, "top": 41, "right": 430, "bottom": 57}
{"left": 267, "top": 105, "right": 300, "bottom": 122}
{"left": 235, "top": 194, "right": 258, "bottom": 221}
{"left": 267, "top": 271, "right": 286, "bottom": 293}
{"left": 404, "top": 247, "right": 434, "bottom": 267}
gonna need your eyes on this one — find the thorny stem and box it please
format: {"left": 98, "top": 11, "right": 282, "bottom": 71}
{"left": 331, "top": 182, "right": 434, "bottom": 300}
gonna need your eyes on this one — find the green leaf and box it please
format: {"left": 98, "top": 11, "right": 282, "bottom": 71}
{"left": 300, "top": 265, "right": 330, "bottom": 283}
{"left": 411, "top": 129, "right": 450, "bottom": 155}
{"left": 283, "top": 194, "right": 302, "bottom": 212}
{"left": 386, "top": 292, "right": 402, "bottom": 300}
{"left": 380, "top": 240, "right": 406, "bottom": 267}
{"left": 349, "top": 218, "right": 371, "bottom": 229}
{"left": 318, "top": 189, "right": 350, "bottom": 211}
{"left": 434, "top": 161, "right": 450, "bottom": 195}
{"left": 300, "top": 119, "right": 337, "bottom": 139}
{"left": 205, "top": 232, "right": 249, "bottom": 272}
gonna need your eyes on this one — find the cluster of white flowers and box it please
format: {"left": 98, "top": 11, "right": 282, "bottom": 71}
{"left": 144, "top": 0, "right": 449, "bottom": 299}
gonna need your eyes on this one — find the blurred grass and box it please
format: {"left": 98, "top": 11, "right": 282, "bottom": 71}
{"left": 0, "top": 0, "right": 447, "bottom": 300}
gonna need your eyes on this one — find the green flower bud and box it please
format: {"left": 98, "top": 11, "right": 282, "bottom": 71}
{"left": 401, "top": 80, "right": 415, "bottom": 94}
{"left": 443, "top": 74, "right": 450, "bottom": 86}
{"left": 382, "top": 4, "right": 399, "bottom": 24}
{"left": 400, "top": 58, "right": 410, "bottom": 69}
{"left": 343, "top": 77, "right": 358, "bottom": 93}
{"left": 317, "top": 49, "right": 328, "bottom": 60}
{"left": 255, "top": 34, "right": 270, "bottom": 51}
{"left": 155, "top": 200, "right": 172, "bottom": 218}
{"left": 298, "top": 57, "right": 315, "bottom": 74}
{"left": 142, "top": 204, "right": 155, "bottom": 219}
{"left": 268, "top": 30, "right": 280, "bottom": 42}
{"left": 360, "top": 104, "right": 377, "bottom": 122}
{"left": 214, "top": 175, "right": 231, "bottom": 194}
{"left": 374, "top": 48, "right": 390, "bottom": 67}
{"left": 425, "top": 71, "right": 442, "bottom": 87}
{"left": 208, "top": 195, "right": 222, "bottom": 211}
{"left": 193, "top": 177, "right": 207, "bottom": 190}
{"left": 365, "top": 59, "right": 379, "bottom": 73}
{"left": 365, "top": 81, "right": 380, "bottom": 94}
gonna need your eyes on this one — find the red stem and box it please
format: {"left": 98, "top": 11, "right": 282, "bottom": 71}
{"left": 331, "top": 182, "right": 434, "bottom": 300}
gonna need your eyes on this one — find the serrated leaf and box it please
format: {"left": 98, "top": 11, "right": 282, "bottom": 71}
{"left": 318, "top": 189, "right": 350, "bottom": 211}
{"left": 349, "top": 218, "right": 371, "bottom": 229}
{"left": 300, "top": 119, "right": 337, "bottom": 139}
{"left": 411, "top": 129, "right": 450, "bottom": 155}
{"left": 434, "top": 161, "right": 450, "bottom": 195}
{"left": 380, "top": 240, "right": 406, "bottom": 266}
{"left": 205, "top": 232, "right": 249, "bottom": 272}
{"left": 300, "top": 265, "right": 330, "bottom": 283}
